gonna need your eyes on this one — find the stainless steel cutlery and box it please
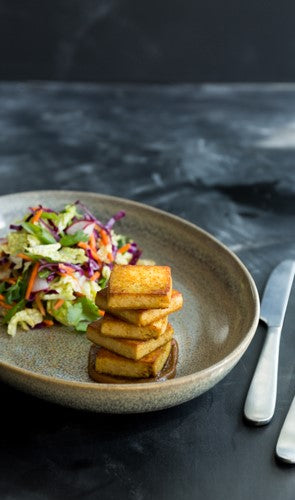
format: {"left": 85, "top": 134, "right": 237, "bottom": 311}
{"left": 244, "top": 260, "right": 295, "bottom": 425}
{"left": 244, "top": 260, "right": 295, "bottom": 464}
{"left": 276, "top": 395, "right": 295, "bottom": 464}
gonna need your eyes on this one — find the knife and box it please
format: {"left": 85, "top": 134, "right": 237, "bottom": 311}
{"left": 244, "top": 260, "right": 295, "bottom": 425}
{"left": 276, "top": 395, "right": 295, "bottom": 464}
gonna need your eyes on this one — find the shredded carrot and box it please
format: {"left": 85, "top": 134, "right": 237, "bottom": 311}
{"left": 89, "top": 233, "right": 96, "bottom": 251}
{"left": 107, "top": 252, "right": 114, "bottom": 262}
{"left": 6, "top": 277, "right": 17, "bottom": 285}
{"left": 78, "top": 242, "right": 90, "bottom": 250}
{"left": 77, "top": 240, "right": 101, "bottom": 263}
{"left": 100, "top": 229, "right": 109, "bottom": 246}
{"left": 25, "top": 262, "right": 40, "bottom": 300}
{"left": 59, "top": 264, "right": 75, "bottom": 274}
{"left": 35, "top": 294, "right": 46, "bottom": 316}
{"left": 117, "top": 243, "right": 131, "bottom": 254}
{"left": 0, "top": 301, "right": 12, "bottom": 309}
{"left": 98, "top": 309, "right": 105, "bottom": 316}
{"left": 53, "top": 298, "right": 65, "bottom": 310}
{"left": 43, "top": 319, "right": 54, "bottom": 327}
{"left": 91, "top": 250, "right": 102, "bottom": 264}
{"left": 90, "top": 271, "right": 100, "bottom": 281}
{"left": 0, "top": 294, "right": 5, "bottom": 300}
{"left": 31, "top": 208, "right": 43, "bottom": 224}
{"left": 16, "top": 253, "right": 33, "bottom": 261}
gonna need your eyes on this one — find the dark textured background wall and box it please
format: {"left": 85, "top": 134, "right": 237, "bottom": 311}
{"left": 0, "top": 0, "right": 294, "bottom": 82}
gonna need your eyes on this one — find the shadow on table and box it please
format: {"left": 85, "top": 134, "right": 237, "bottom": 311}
{"left": 1, "top": 380, "right": 206, "bottom": 437}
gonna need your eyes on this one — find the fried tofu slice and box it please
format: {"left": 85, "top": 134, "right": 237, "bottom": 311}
{"left": 93, "top": 340, "right": 172, "bottom": 378}
{"left": 96, "top": 288, "right": 183, "bottom": 326}
{"left": 87, "top": 322, "right": 174, "bottom": 360}
{"left": 107, "top": 264, "right": 172, "bottom": 309}
{"left": 88, "top": 339, "right": 178, "bottom": 383}
{"left": 100, "top": 313, "right": 168, "bottom": 339}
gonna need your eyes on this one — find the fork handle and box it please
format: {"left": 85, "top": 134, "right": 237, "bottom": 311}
{"left": 276, "top": 396, "right": 295, "bottom": 463}
{"left": 244, "top": 326, "right": 281, "bottom": 425}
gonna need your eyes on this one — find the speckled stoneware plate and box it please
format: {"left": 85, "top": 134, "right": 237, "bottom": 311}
{"left": 0, "top": 191, "right": 259, "bottom": 413}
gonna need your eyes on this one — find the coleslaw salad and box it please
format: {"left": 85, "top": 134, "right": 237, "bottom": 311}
{"left": 0, "top": 201, "right": 141, "bottom": 336}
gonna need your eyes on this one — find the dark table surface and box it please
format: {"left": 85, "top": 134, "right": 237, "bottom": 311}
{"left": 0, "top": 82, "right": 294, "bottom": 500}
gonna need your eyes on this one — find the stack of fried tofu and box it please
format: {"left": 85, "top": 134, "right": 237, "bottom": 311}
{"left": 87, "top": 264, "right": 183, "bottom": 383}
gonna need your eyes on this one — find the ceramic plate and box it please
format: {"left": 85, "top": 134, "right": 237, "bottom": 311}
{"left": 0, "top": 191, "right": 259, "bottom": 413}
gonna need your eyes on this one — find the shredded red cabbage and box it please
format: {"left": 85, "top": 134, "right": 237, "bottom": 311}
{"left": 105, "top": 210, "right": 126, "bottom": 230}
{"left": 83, "top": 249, "right": 100, "bottom": 277}
{"left": 9, "top": 224, "right": 22, "bottom": 231}
{"left": 47, "top": 219, "right": 59, "bottom": 233}
{"left": 47, "top": 273, "right": 56, "bottom": 282}
{"left": 39, "top": 261, "right": 84, "bottom": 275}
{"left": 127, "top": 242, "right": 142, "bottom": 264}
{"left": 74, "top": 200, "right": 115, "bottom": 237}
{"left": 58, "top": 262, "right": 84, "bottom": 275}
{"left": 42, "top": 207, "right": 58, "bottom": 214}
{"left": 75, "top": 200, "right": 103, "bottom": 226}
{"left": 129, "top": 250, "right": 142, "bottom": 265}
{"left": 38, "top": 262, "right": 59, "bottom": 272}
{"left": 29, "top": 206, "right": 58, "bottom": 214}
{"left": 39, "top": 219, "right": 59, "bottom": 241}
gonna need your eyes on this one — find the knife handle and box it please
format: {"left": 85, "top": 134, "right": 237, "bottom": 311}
{"left": 276, "top": 396, "right": 295, "bottom": 464}
{"left": 244, "top": 326, "right": 281, "bottom": 425}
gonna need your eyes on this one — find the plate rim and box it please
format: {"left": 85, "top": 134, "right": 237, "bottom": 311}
{"left": 0, "top": 189, "right": 260, "bottom": 392}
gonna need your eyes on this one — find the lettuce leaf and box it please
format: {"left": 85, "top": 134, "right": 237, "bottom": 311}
{"left": 46, "top": 300, "right": 72, "bottom": 326}
{"left": 59, "top": 230, "right": 89, "bottom": 247}
{"left": 7, "top": 232, "right": 28, "bottom": 255}
{"left": 5, "top": 276, "right": 28, "bottom": 305}
{"left": 43, "top": 275, "right": 76, "bottom": 301}
{"left": 25, "top": 243, "right": 87, "bottom": 264}
{"left": 80, "top": 278, "right": 100, "bottom": 302}
{"left": 58, "top": 247, "right": 87, "bottom": 264}
{"left": 2, "top": 298, "right": 26, "bottom": 324}
{"left": 7, "top": 308, "right": 43, "bottom": 336}
{"left": 66, "top": 297, "right": 99, "bottom": 332}
{"left": 54, "top": 204, "right": 80, "bottom": 232}
{"left": 21, "top": 222, "right": 56, "bottom": 244}
{"left": 47, "top": 297, "right": 99, "bottom": 332}
{"left": 26, "top": 243, "right": 61, "bottom": 261}
{"left": 27, "top": 235, "right": 41, "bottom": 247}
{"left": 43, "top": 273, "right": 99, "bottom": 302}
{"left": 38, "top": 269, "right": 51, "bottom": 279}
{"left": 0, "top": 240, "right": 9, "bottom": 254}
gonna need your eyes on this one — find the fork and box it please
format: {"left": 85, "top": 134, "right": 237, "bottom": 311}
{"left": 276, "top": 395, "right": 295, "bottom": 464}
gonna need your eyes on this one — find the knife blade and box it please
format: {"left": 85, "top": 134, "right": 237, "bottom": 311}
{"left": 244, "top": 260, "right": 295, "bottom": 425}
{"left": 276, "top": 395, "right": 295, "bottom": 464}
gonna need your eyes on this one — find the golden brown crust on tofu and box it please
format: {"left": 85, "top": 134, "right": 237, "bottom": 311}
{"left": 96, "top": 288, "right": 183, "bottom": 326}
{"left": 92, "top": 340, "right": 172, "bottom": 378}
{"left": 95, "top": 288, "right": 109, "bottom": 310}
{"left": 123, "top": 290, "right": 182, "bottom": 325}
{"left": 107, "top": 264, "right": 172, "bottom": 309}
{"left": 88, "top": 339, "right": 178, "bottom": 383}
{"left": 100, "top": 314, "right": 168, "bottom": 339}
{"left": 87, "top": 322, "right": 174, "bottom": 360}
